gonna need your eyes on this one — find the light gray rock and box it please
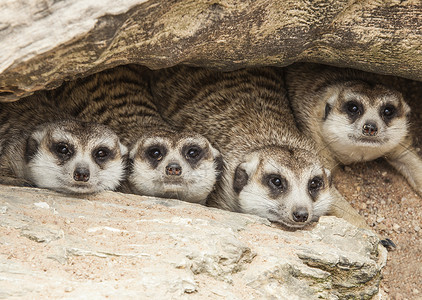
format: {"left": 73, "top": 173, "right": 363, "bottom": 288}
{"left": 0, "top": 185, "right": 387, "bottom": 299}
{"left": 0, "top": 0, "right": 421, "bottom": 102}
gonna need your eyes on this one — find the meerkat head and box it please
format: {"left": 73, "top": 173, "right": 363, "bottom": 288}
{"left": 24, "top": 120, "right": 128, "bottom": 194}
{"left": 321, "top": 81, "right": 410, "bottom": 163}
{"left": 232, "top": 146, "right": 333, "bottom": 229}
{"left": 128, "top": 131, "right": 222, "bottom": 204}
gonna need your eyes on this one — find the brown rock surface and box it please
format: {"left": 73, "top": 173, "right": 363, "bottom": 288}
{"left": 1, "top": 0, "right": 422, "bottom": 102}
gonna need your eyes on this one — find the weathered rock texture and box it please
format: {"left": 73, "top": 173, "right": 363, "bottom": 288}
{"left": 0, "top": 185, "right": 386, "bottom": 299}
{"left": 1, "top": 0, "right": 421, "bottom": 102}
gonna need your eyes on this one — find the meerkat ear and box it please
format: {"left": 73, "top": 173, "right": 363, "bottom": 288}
{"left": 214, "top": 155, "right": 225, "bottom": 180}
{"left": 403, "top": 100, "right": 411, "bottom": 117}
{"left": 208, "top": 143, "right": 220, "bottom": 158}
{"left": 324, "top": 168, "right": 332, "bottom": 187}
{"left": 128, "top": 140, "right": 141, "bottom": 160}
{"left": 207, "top": 143, "right": 225, "bottom": 179}
{"left": 321, "top": 86, "right": 340, "bottom": 120}
{"left": 324, "top": 85, "right": 341, "bottom": 106}
{"left": 118, "top": 141, "right": 128, "bottom": 157}
{"left": 233, "top": 154, "right": 260, "bottom": 194}
{"left": 24, "top": 136, "right": 40, "bottom": 163}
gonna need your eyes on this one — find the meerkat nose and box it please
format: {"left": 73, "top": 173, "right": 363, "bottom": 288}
{"left": 166, "top": 163, "right": 182, "bottom": 176}
{"left": 73, "top": 167, "right": 90, "bottom": 182}
{"left": 362, "top": 122, "right": 378, "bottom": 136}
{"left": 292, "top": 208, "right": 309, "bottom": 223}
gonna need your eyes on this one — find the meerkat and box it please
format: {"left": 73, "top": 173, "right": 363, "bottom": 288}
{"left": 285, "top": 63, "right": 422, "bottom": 196}
{"left": 0, "top": 93, "right": 128, "bottom": 193}
{"left": 150, "top": 66, "right": 370, "bottom": 230}
{"left": 51, "top": 65, "right": 222, "bottom": 204}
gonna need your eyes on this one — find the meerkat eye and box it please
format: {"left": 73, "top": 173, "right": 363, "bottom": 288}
{"left": 55, "top": 143, "right": 71, "bottom": 156}
{"left": 94, "top": 147, "right": 110, "bottom": 160}
{"left": 148, "top": 148, "right": 163, "bottom": 161}
{"left": 308, "top": 176, "right": 324, "bottom": 197}
{"left": 185, "top": 146, "right": 202, "bottom": 159}
{"left": 267, "top": 175, "right": 286, "bottom": 191}
{"left": 381, "top": 105, "right": 396, "bottom": 118}
{"left": 345, "top": 101, "right": 361, "bottom": 116}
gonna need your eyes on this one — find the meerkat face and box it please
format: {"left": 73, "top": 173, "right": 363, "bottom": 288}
{"left": 321, "top": 81, "right": 410, "bottom": 163}
{"left": 24, "top": 120, "right": 128, "bottom": 194}
{"left": 232, "top": 146, "right": 333, "bottom": 229}
{"left": 129, "top": 133, "right": 222, "bottom": 204}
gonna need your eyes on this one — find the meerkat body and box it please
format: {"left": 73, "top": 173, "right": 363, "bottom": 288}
{"left": 285, "top": 63, "right": 422, "bottom": 196}
{"left": 151, "top": 66, "right": 368, "bottom": 229}
{"left": 52, "top": 65, "right": 222, "bottom": 204}
{"left": 0, "top": 93, "right": 128, "bottom": 193}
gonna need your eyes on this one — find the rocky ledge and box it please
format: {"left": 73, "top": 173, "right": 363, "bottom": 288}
{"left": 0, "top": 185, "right": 386, "bottom": 299}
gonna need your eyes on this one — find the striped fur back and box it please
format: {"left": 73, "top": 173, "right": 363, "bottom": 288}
{"left": 51, "top": 64, "right": 172, "bottom": 146}
{"left": 151, "top": 66, "right": 311, "bottom": 156}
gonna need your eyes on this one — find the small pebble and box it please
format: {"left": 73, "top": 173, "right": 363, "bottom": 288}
{"left": 414, "top": 225, "right": 421, "bottom": 232}
{"left": 64, "top": 287, "right": 73, "bottom": 293}
{"left": 413, "top": 289, "right": 420, "bottom": 295}
{"left": 381, "top": 171, "right": 388, "bottom": 177}
{"left": 377, "top": 224, "right": 387, "bottom": 231}
{"left": 376, "top": 217, "right": 385, "bottom": 223}
{"left": 0, "top": 206, "right": 8, "bottom": 214}
{"left": 34, "top": 202, "right": 50, "bottom": 209}
{"left": 393, "top": 224, "right": 401, "bottom": 231}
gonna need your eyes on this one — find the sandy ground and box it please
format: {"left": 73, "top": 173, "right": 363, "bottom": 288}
{"left": 336, "top": 161, "right": 421, "bottom": 300}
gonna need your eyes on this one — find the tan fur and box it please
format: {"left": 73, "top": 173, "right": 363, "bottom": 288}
{"left": 151, "top": 66, "right": 367, "bottom": 229}
{"left": 285, "top": 63, "right": 422, "bottom": 196}
{"left": 52, "top": 65, "right": 222, "bottom": 203}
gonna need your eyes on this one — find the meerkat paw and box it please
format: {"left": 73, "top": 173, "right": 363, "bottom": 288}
{"left": 387, "top": 147, "right": 422, "bottom": 197}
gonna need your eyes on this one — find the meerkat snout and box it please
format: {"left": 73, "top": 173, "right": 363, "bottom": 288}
{"left": 165, "top": 162, "right": 182, "bottom": 176}
{"left": 362, "top": 121, "right": 378, "bottom": 136}
{"left": 73, "top": 165, "right": 90, "bottom": 182}
{"left": 292, "top": 207, "right": 309, "bottom": 223}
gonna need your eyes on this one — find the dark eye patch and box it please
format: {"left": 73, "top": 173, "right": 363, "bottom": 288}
{"left": 342, "top": 100, "right": 363, "bottom": 122}
{"left": 144, "top": 144, "right": 167, "bottom": 168}
{"left": 92, "top": 146, "right": 115, "bottom": 166}
{"left": 263, "top": 174, "right": 287, "bottom": 199}
{"left": 51, "top": 142, "right": 74, "bottom": 163}
{"left": 182, "top": 144, "right": 205, "bottom": 168}
{"left": 380, "top": 104, "right": 397, "bottom": 124}
{"left": 308, "top": 176, "right": 324, "bottom": 200}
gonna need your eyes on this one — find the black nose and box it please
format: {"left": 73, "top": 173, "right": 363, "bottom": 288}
{"left": 166, "top": 163, "right": 182, "bottom": 176}
{"left": 362, "top": 122, "right": 378, "bottom": 136}
{"left": 292, "top": 208, "right": 309, "bottom": 223}
{"left": 73, "top": 168, "right": 90, "bottom": 182}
